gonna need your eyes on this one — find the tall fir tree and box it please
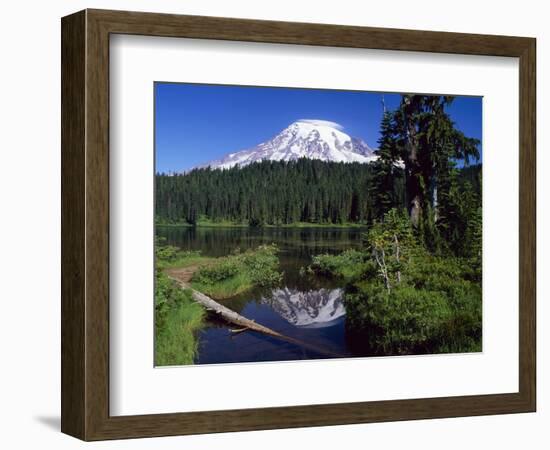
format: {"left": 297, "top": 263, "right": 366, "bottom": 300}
{"left": 390, "top": 95, "right": 480, "bottom": 241}
{"left": 370, "top": 110, "right": 401, "bottom": 219}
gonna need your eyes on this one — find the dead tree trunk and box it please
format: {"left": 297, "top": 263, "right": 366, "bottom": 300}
{"left": 393, "top": 234, "right": 402, "bottom": 284}
{"left": 403, "top": 95, "right": 422, "bottom": 227}
{"left": 374, "top": 248, "right": 391, "bottom": 292}
{"left": 168, "top": 275, "right": 345, "bottom": 358}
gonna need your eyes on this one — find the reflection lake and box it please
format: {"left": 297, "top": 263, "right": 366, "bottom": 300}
{"left": 157, "top": 226, "right": 368, "bottom": 364}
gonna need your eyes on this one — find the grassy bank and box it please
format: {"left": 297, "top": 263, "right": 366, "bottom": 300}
{"left": 156, "top": 244, "right": 214, "bottom": 270}
{"left": 191, "top": 245, "right": 282, "bottom": 299}
{"left": 264, "top": 222, "right": 366, "bottom": 229}
{"left": 155, "top": 241, "right": 282, "bottom": 365}
{"left": 307, "top": 209, "right": 482, "bottom": 356}
{"left": 154, "top": 240, "right": 212, "bottom": 366}
{"left": 308, "top": 249, "right": 369, "bottom": 280}
{"left": 154, "top": 269, "right": 205, "bottom": 366}
{"left": 156, "top": 217, "right": 250, "bottom": 228}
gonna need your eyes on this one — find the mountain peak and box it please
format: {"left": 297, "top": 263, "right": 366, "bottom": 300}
{"left": 199, "top": 119, "right": 377, "bottom": 170}
{"left": 293, "top": 119, "right": 344, "bottom": 130}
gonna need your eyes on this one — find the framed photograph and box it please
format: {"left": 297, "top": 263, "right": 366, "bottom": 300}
{"left": 61, "top": 9, "right": 536, "bottom": 440}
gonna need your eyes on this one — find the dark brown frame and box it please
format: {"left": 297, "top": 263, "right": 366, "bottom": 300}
{"left": 61, "top": 9, "right": 536, "bottom": 441}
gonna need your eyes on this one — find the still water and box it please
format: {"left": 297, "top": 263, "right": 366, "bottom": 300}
{"left": 157, "top": 226, "right": 366, "bottom": 364}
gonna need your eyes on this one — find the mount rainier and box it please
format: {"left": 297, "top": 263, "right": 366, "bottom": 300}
{"left": 201, "top": 119, "right": 377, "bottom": 169}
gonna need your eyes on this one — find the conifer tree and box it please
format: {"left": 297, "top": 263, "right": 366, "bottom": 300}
{"left": 370, "top": 110, "right": 400, "bottom": 219}
{"left": 390, "top": 95, "right": 480, "bottom": 237}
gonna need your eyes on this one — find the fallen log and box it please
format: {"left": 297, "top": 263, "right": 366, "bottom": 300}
{"left": 168, "top": 275, "right": 344, "bottom": 359}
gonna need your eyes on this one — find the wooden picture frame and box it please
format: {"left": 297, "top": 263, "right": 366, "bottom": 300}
{"left": 61, "top": 9, "right": 536, "bottom": 441}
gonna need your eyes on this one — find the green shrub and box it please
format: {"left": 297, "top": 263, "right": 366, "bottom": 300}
{"left": 155, "top": 269, "right": 205, "bottom": 365}
{"left": 362, "top": 208, "right": 419, "bottom": 290}
{"left": 345, "top": 283, "right": 452, "bottom": 354}
{"left": 309, "top": 209, "right": 482, "bottom": 355}
{"left": 193, "top": 259, "right": 239, "bottom": 283}
{"left": 240, "top": 245, "right": 282, "bottom": 286}
{"left": 192, "top": 244, "right": 282, "bottom": 298}
{"left": 309, "top": 249, "right": 369, "bottom": 281}
{"left": 155, "top": 237, "right": 206, "bottom": 269}
{"left": 344, "top": 254, "right": 482, "bottom": 355}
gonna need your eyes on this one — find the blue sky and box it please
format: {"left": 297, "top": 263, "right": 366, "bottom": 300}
{"left": 155, "top": 82, "right": 482, "bottom": 173}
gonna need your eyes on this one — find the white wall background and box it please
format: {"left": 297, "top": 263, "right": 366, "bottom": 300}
{"left": 0, "top": 0, "right": 546, "bottom": 448}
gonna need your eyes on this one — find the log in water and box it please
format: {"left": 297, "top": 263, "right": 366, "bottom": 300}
{"left": 168, "top": 275, "right": 344, "bottom": 359}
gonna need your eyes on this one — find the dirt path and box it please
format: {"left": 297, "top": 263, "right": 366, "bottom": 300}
{"left": 164, "top": 265, "right": 200, "bottom": 285}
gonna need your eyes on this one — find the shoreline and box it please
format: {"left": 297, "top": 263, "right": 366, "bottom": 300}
{"left": 156, "top": 222, "right": 368, "bottom": 229}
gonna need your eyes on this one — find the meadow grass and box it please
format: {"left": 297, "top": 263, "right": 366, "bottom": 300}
{"left": 154, "top": 274, "right": 205, "bottom": 366}
{"left": 192, "top": 272, "right": 253, "bottom": 299}
{"left": 308, "top": 249, "right": 368, "bottom": 281}
{"left": 155, "top": 245, "right": 214, "bottom": 270}
{"left": 190, "top": 245, "right": 282, "bottom": 300}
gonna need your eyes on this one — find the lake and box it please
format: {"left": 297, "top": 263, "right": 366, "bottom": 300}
{"left": 157, "top": 226, "right": 369, "bottom": 364}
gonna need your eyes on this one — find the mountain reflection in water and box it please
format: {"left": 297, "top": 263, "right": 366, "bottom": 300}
{"left": 157, "top": 226, "right": 365, "bottom": 364}
{"left": 261, "top": 288, "right": 345, "bottom": 328}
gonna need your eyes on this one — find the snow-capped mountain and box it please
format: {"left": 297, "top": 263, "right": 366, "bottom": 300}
{"left": 202, "top": 119, "right": 377, "bottom": 169}
{"left": 261, "top": 288, "right": 346, "bottom": 328}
